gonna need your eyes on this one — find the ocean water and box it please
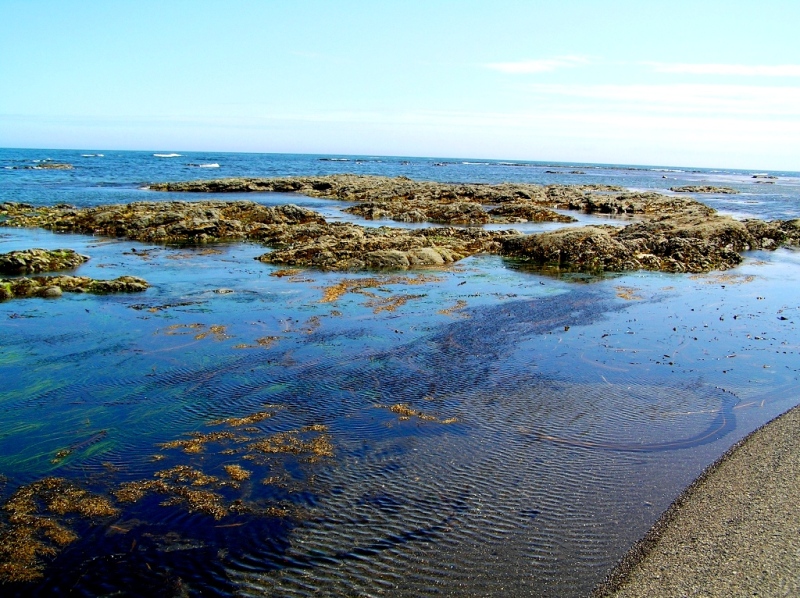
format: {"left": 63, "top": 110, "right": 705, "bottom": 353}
{"left": 0, "top": 149, "right": 799, "bottom": 596}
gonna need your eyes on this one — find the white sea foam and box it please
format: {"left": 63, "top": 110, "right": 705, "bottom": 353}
{"left": 153, "top": 153, "right": 182, "bottom": 158}
{"left": 82, "top": 154, "right": 104, "bottom": 157}
{"left": 187, "top": 163, "right": 220, "bottom": 168}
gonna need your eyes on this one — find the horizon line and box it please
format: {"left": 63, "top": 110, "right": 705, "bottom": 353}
{"left": 1, "top": 146, "right": 795, "bottom": 175}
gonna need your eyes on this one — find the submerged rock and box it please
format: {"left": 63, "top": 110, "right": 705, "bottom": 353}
{"left": 0, "top": 248, "right": 89, "bottom": 274}
{"left": 0, "top": 275, "right": 149, "bottom": 300}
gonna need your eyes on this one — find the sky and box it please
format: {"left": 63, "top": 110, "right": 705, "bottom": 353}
{"left": 1, "top": 0, "right": 799, "bottom": 169}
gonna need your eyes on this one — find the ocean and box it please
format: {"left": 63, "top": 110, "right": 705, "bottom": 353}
{"left": 1, "top": 148, "right": 798, "bottom": 596}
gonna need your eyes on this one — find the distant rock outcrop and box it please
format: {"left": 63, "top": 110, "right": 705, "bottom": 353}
{"left": 669, "top": 186, "right": 740, "bottom": 194}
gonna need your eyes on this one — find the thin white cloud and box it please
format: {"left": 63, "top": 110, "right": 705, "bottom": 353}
{"left": 485, "top": 56, "right": 590, "bottom": 74}
{"left": 645, "top": 62, "right": 800, "bottom": 77}
{"left": 524, "top": 83, "right": 800, "bottom": 116}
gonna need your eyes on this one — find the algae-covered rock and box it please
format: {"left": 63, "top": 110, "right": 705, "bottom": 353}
{"left": 501, "top": 214, "right": 773, "bottom": 273}
{"left": 501, "top": 226, "right": 634, "bottom": 271}
{"left": 0, "top": 248, "right": 89, "bottom": 274}
{"left": 0, "top": 201, "right": 324, "bottom": 243}
{"left": 744, "top": 218, "right": 800, "bottom": 249}
{"left": 344, "top": 200, "right": 492, "bottom": 225}
{"left": 254, "top": 221, "right": 508, "bottom": 271}
{"left": 486, "top": 204, "right": 577, "bottom": 223}
{"left": 0, "top": 275, "right": 149, "bottom": 300}
{"left": 150, "top": 174, "right": 718, "bottom": 219}
{"left": 3, "top": 176, "right": 799, "bottom": 276}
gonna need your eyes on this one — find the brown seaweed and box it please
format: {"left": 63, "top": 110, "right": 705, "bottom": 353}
{"left": 0, "top": 478, "right": 118, "bottom": 583}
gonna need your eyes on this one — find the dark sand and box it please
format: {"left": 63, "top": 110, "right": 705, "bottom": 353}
{"left": 594, "top": 405, "right": 800, "bottom": 597}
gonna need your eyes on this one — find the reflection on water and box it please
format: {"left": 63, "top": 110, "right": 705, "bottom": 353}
{"left": 1, "top": 225, "right": 799, "bottom": 595}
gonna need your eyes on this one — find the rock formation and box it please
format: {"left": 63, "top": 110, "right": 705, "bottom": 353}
{"left": 0, "top": 248, "right": 89, "bottom": 274}
{"left": 0, "top": 275, "right": 149, "bottom": 300}
{"left": 3, "top": 175, "right": 799, "bottom": 274}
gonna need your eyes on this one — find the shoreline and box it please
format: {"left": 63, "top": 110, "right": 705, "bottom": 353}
{"left": 593, "top": 403, "right": 800, "bottom": 597}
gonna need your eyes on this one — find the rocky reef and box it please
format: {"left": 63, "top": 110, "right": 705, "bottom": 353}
{"left": 149, "top": 174, "right": 711, "bottom": 219}
{"left": 0, "top": 201, "right": 324, "bottom": 243}
{"left": 0, "top": 199, "right": 516, "bottom": 271}
{"left": 0, "top": 248, "right": 89, "bottom": 275}
{"left": 669, "top": 186, "right": 740, "bottom": 194}
{"left": 502, "top": 216, "right": 800, "bottom": 273}
{"left": 256, "top": 222, "right": 518, "bottom": 270}
{"left": 3, "top": 175, "right": 799, "bottom": 275}
{"left": 5, "top": 162, "right": 73, "bottom": 171}
{"left": 0, "top": 275, "right": 149, "bottom": 300}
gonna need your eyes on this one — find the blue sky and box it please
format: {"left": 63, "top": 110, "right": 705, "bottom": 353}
{"left": 2, "top": 0, "right": 799, "bottom": 169}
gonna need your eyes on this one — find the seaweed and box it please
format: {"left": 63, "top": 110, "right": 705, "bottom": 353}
{"left": 118, "top": 408, "right": 333, "bottom": 520}
{"left": 386, "top": 403, "right": 457, "bottom": 424}
{"left": 0, "top": 478, "right": 118, "bottom": 583}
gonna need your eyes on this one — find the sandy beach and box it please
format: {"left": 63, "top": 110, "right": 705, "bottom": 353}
{"left": 595, "top": 404, "right": 800, "bottom": 597}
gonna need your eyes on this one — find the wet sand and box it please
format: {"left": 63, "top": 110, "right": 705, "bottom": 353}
{"left": 594, "top": 404, "right": 800, "bottom": 597}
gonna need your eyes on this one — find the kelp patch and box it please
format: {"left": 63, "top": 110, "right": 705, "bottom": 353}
{"left": 0, "top": 478, "right": 118, "bottom": 583}
{"left": 114, "top": 408, "right": 333, "bottom": 521}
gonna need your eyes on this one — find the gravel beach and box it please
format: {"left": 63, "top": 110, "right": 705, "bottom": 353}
{"left": 594, "top": 405, "right": 800, "bottom": 597}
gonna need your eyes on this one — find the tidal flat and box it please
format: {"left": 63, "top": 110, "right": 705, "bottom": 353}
{"left": 1, "top": 151, "right": 799, "bottom": 596}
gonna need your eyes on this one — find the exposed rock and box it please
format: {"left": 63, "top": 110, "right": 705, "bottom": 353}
{"left": 149, "top": 174, "right": 628, "bottom": 206}
{"left": 42, "top": 286, "right": 63, "bottom": 298}
{"left": 501, "top": 215, "right": 800, "bottom": 274}
{"left": 670, "top": 186, "right": 740, "bottom": 194}
{"left": 0, "top": 248, "right": 89, "bottom": 274}
{"left": 256, "top": 222, "right": 516, "bottom": 271}
{"left": 150, "top": 174, "right": 720, "bottom": 224}
{"left": 7, "top": 162, "right": 75, "bottom": 170}
{"left": 344, "top": 200, "right": 492, "bottom": 225}
{"left": 486, "top": 204, "right": 576, "bottom": 223}
{"left": 0, "top": 275, "right": 149, "bottom": 300}
{"left": 3, "top": 174, "right": 799, "bottom": 275}
{"left": 32, "top": 163, "right": 73, "bottom": 170}
{"left": 743, "top": 218, "right": 800, "bottom": 249}
{"left": 0, "top": 201, "right": 324, "bottom": 243}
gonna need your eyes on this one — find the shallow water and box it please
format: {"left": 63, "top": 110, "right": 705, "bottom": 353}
{"left": 1, "top": 150, "right": 799, "bottom": 596}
